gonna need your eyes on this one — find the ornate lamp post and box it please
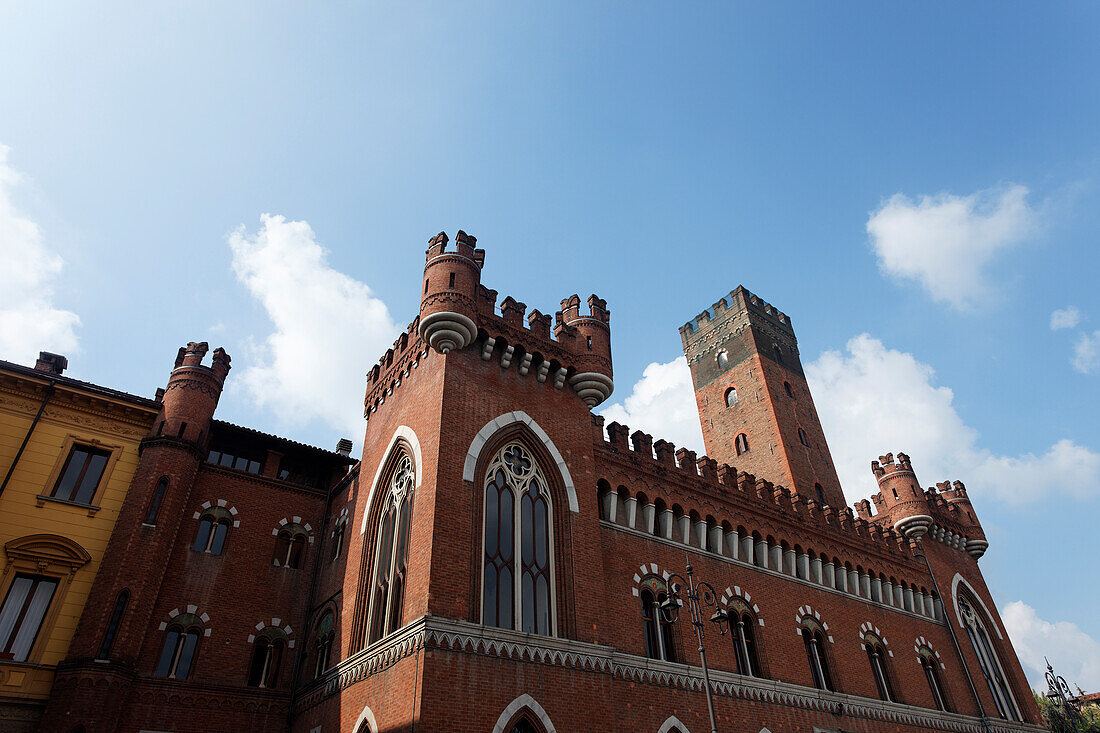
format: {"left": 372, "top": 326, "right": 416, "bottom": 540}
{"left": 1045, "top": 658, "right": 1083, "bottom": 732}
{"left": 659, "top": 562, "right": 729, "bottom": 733}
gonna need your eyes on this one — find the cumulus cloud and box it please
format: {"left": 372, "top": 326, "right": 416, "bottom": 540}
{"left": 229, "top": 214, "right": 400, "bottom": 441}
{"left": 806, "top": 334, "right": 1100, "bottom": 503}
{"left": 1050, "top": 306, "right": 1081, "bottom": 331}
{"left": 1002, "top": 600, "right": 1100, "bottom": 691}
{"left": 867, "top": 185, "right": 1037, "bottom": 311}
{"left": 0, "top": 144, "right": 80, "bottom": 363}
{"left": 602, "top": 335, "right": 1100, "bottom": 504}
{"left": 1072, "top": 330, "right": 1100, "bottom": 375}
{"left": 599, "top": 356, "right": 704, "bottom": 454}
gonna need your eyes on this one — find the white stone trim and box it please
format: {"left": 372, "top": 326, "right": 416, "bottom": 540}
{"left": 631, "top": 563, "right": 673, "bottom": 597}
{"left": 658, "top": 715, "right": 691, "bottom": 733}
{"left": 193, "top": 499, "right": 240, "bottom": 527}
{"left": 273, "top": 517, "right": 315, "bottom": 543}
{"left": 351, "top": 703, "right": 379, "bottom": 733}
{"left": 492, "top": 693, "right": 556, "bottom": 733}
{"left": 720, "top": 585, "right": 764, "bottom": 626}
{"left": 949, "top": 574, "right": 1002, "bottom": 639}
{"left": 361, "top": 426, "right": 423, "bottom": 534}
{"left": 463, "top": 411, "right": 578, "bottom": 513}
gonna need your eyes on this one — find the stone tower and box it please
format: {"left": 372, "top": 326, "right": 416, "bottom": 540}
{"left": 679, "top": 286, "right": 845, "bottom": 507}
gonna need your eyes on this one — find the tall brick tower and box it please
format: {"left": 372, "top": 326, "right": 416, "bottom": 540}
{"left": 679, "top": 286, "right": 845, "bottom": 507}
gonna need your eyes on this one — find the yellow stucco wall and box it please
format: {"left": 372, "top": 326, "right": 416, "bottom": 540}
{"left": 0, "top": 368, "right": 158, "bottom": 710}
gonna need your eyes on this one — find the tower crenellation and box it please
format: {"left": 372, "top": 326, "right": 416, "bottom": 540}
{"left": 160, "top": 341, "right": 231, "bottom": 445}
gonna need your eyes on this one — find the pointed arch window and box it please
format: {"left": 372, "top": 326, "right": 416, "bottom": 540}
{"left": 482, "top": 442, "right": 554, "bottom": 636}
{"left": 735, "top": 433, "right": 749, "bottom": 455}
{"left": 313, "top": 611, "right": 335, "bottom": 679}
{"left": 728, "top": 597, "right": 761, "bottom": 677}
{"left": 639, "top": 576, "right": 675, "bottom": 662}
{"left": 802, "top": 619, "right": 833, "bottom": 691}
{"left": 367, "top": 454, "right": 414, "bottom": 644}
{"left": 959, "top": 595, "right": 1020, "bottom": 720}
{"left": 863, "top": 631, "right": 895, "bottom": 702}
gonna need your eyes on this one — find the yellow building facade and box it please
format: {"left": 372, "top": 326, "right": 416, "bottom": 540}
{"left": 0, "top": 352, "right": 158, "bottom": 731}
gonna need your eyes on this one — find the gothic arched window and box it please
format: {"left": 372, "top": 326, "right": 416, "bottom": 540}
{"left": 482, "top": 442, "right": 554, "bottom": 636}
{"left": 802, "top": 619, "right": 833, "bottom": 691}
{"left": 919, "top": 646, "right": 949, "bottom": 711}
{"left": 313, "top": 611, "right": 335, "bottom": 679}
{"left": 959, "top": 595, "right": 1020, "bottom": 720}
{"left": 728, "top": 598, "right": 761, "bottom": 677}
{"left": 863, "top": 632, "right": 895, "bottom": 702}
{"left": 367, "top": 453, "right": 414, "bottom": 644}
{"left": 639, "top": 576, "right": 675, "bottom": 662}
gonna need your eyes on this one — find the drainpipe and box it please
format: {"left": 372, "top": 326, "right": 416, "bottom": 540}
{"left": 0, "top": 381, "right": 55, "bottom": 499}
{"left": 915, "top": 540, "right": 990, "bottom": 732}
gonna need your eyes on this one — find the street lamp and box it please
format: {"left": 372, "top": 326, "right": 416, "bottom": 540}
{"left": 1045, "top": 658, "right": 1083, "bottom": 732}
{"left": 660, "top": 562, "right": 729, "bottom": 733}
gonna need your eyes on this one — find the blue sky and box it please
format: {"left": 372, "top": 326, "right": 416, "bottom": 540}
{"left": 1, "top": 2, "right": 1098, "bottom": 690}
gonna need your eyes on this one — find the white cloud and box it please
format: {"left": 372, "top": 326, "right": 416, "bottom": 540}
{"left": 1072, "top": 330, "right": 1100, "bottom": 375}
{"left": 602, "top": 335, "right": 1100, "bottom": 504}
{"left": 229, "top": 214, "right": 400, "bottom": 442}
{"left": 0, "top": 144, "right": 80, "bottom": 363}
{"left": 1050, "top": 306, "right": 1081, "bottom": 331}
{"left": 599, "top": 356, "right": 704, "bottom": 454}
{"left": 1002, "top": 600, "right": 1100, "bottom": 691}
{"left": 806, "top": 334, "right": 1100, "bottom": 503}
{"left": 867, "top": 185, "right": 1037, "bottom": 311}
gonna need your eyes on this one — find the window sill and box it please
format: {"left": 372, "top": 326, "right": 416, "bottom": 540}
{"left": 35, "top": 494, "right": 101, "bottom": 516}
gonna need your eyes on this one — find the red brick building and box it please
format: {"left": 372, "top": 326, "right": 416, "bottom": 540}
{"left": 41, "top": 231, "right": 1043, "bottom": 733}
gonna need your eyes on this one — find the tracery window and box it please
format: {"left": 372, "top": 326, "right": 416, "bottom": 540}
{"left": 273, "top": 524, "right": 307, "bottom": 569}
{"left": 247, "top": 628, "right": 287, "bottom": 688}
{"left": 919, "top": 646, "right": 949, "bottom": 711}
{"left": 154, "top": 614, "right": 202, "bottom": 679}
{"left": 735, "top": 433, "right": 749, "bottom": 455}
{"left": 802, "top": 619, "right": 833, "bottom": 691}
{"left": 728, "top": 598, "right": 761, "bottom": 677}
{"left": 313, "top": 611, "right": 335, "bottom": 679}
{"left": 959, "top": 595, "right": 1019, "bottom": 720}
{"left": 639, "top": 576, "right": 675, "bottom": 662}
{"left": 863, "top": 631, "right": 895, "bottom": 702}
{"left": 482, "top": 442, "right": 554, "bottom": 636}
{"left": 193, "top": 507, "right": 232, "bottom": 555}
{"left": 367, "top": 454, "right": 414, "bottom": 644}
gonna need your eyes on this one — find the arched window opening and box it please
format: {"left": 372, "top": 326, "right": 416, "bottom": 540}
{"left": 247, "top": 630, "right": 286, "bottom": 688}
{"left": 959, "top": 595, "right": 1020, "bottom": 720}
{"left": 751, "top": 531, "right": 765, "bottom": 568}
{"left": 652, "top": 499, "right": 667, "bottom": 537}
{"left": 273, "top": 525, "right": 308, "bottom": 569}
{"left": 313, "top": 611, "right": 335, "bottom": 679}
{"left": 717, "top": 350, "right": 729, "bottom": 369}
{"left": 725, "top": 387, "right": 738, "bottom": 407}
{"left": 145, "top": 478, "right": 168, "bottom": 525}
{"left": 509, "top": 717, "right": 542, "bottom": 733}
{"left": 331, "top": 518, "right": 347, "bottom": 561}
{"left": 863, "top": 632, "right": 895, "bottom": 702}
{"left": 784, "top": 381, "right": 794, "bottom": 398}
{"left": 482, "top": 441, "right": 554, "bottom": 636}
{"left": 367, "top": 453, "right": 415, "bottom": 644}
{"left": 735, "top": 433, "right": 749, "bottom": 456}
{"left": 814, "top": 483, "right": 825, "bottom": 505}
{"left": 773, "top": 344, "right": 784, "bottom": 364}
{"left": 193, "top": 507, "right": 232, "bottom": 555}
{"left": 728, "top": 598, "right": 761, "bottom": 677}
{"left": 154, "top": 614, "right": 202, "bottom": 679}
{"left": 802, "top": 619, "right": 833, "bottom": 691}
{"left": 639, "top": 576, "right": 675, "bottom": 662}
{"left": 798, "top": 427, "right": 809, "bottom": 447}
{"left": 919, "top": 647, "right": 949, "bottom": 711}
{"left": 97, "top": 589, "right": 129, "bottom": 659}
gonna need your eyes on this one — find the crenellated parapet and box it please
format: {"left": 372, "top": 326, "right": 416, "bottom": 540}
{"left": 870, "top": 452, "right": 933, "bottom": 542}
{"left": 363, "top": 320, "right": 429, "bottom": 423}
{"left": 419, "top": 231, "right": 483, "bottom": 354}
{"left": 159, "top": 341, "right": 231, "bottom": 445}
{"left": 679, "top": 285, "right": 796, "bottom": 368}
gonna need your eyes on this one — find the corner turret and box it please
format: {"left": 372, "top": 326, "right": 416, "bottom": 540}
{"left": 555, "top": 294, "right": 614, "bottom": 407}
{"left": 870, "top": 452, "right": 932, "bottom": 541}
{"left": 419, "top": 230, "right": 482, "bottom": 354}
{"left": 161, "top": 341, "right": 231, "bottom": 445}
{"left": 939, "top": 480, "right": 988, "bottom": 559}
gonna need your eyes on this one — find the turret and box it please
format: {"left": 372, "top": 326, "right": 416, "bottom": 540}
{"left": 418, "top": 230, "right": 483, "bottom": 354}
{"left": 870, "top": 452, "right": 932, "bottom": 541}
{"left": 940, "top": 480, "right": 988, "bottom": 559}
{"left": 555, "top": 294, "right": 614, "bottom": 407}
{"left": 161, "top": 342, "right": 230, "bottom": 445}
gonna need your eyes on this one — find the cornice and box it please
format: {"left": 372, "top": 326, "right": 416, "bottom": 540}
{"left": 293, "top": 616, "right": 1043, "bottom": 733}
{"left": 0, "top": 380, "right": 157, "bottom": 435}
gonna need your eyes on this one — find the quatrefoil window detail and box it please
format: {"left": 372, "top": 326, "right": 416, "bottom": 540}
{"left": 503, "top": 445, "right": 532, "bottom": 476}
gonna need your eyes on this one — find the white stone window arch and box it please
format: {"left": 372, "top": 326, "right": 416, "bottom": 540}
{"left": 360, "top": 426, "right": 423, "bottom": 535}
{"left": 155, "top": 604, "right": 210, "bottom": 680}
{"left": 951, "top": 576, "right": 1021, "bottom": 721}
{"left": 481, "top": 441, "right": 556, "bottom": 636}
{"left": 657, "top": 715, "right": 691, "bottom": 733}
{"left": 492, "top": 693, "right": 556, "bottom": 733}
{"left": 721, "top": 585, "right": 764, "bottom": 677}
{"left": 366, "top": 450, "right": 416, "bottom": 644}
{"left": 352, "top": 703, "right": 379, "bottom": 733}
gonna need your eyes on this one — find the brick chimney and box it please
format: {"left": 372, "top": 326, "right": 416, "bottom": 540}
{"left": 34, "top": 351, "right": 68, "bottom": 375}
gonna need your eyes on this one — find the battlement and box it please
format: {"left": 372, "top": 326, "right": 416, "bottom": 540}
{"left": 424, "top": 230, "right": 486, "bottom": 268}
{"left": 679, "top": 285, "right": 794, "bottom": 352}
{"left": 871, "top": 452, "right": 913, "bottom": 478}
